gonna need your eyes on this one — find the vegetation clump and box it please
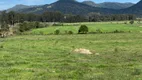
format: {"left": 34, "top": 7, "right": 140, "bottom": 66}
{"left": 78, "top": 25, "right": 88, "bottom": 34}
{"left": 19, "top": 22, "right": 43, "bottom": 32}
{"left": 113, "top": 30, "right": 124, "bottom": 33}
{"left": 96, "top": 29, "right": 103, "bottom": 33}
{"left": 124, "top": 22, "right": 127, "bottom": 24}
{"left": 130, "top": 20, "right": 134, "bottom": 24}
{"left": 54, "top": 29, "right": 60, "bottom": 35}
{"left": 68, "top": 31, "right": 73, "bottom": 34}
{"left": 0, "top": 22, "right": 9, "bottom": 38}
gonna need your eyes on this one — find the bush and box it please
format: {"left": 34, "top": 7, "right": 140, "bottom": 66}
{"left": 130, "top": 20, "right": 134, "bottom": 24}
{"left": 68, "top": 31, "right": 73, "bottom": 34}
{"left": 0, "top": 22, "right": 9, "bottom": 31}
{"left": 78, "top": 25, "right": 88, "bottom": 34}
{"left": 35, "top": 22, "right": 40, "bottom": 28}
{"left": 54, "top": 29, "right": 60, "bottom": 35}
{"left": 114, "top": 30, "right": 119, "bottom": 33}
{"left": 96, "top": 29, "right": 103, "bottom": 33}
{"left": 0, "top": 45, "right": 3, "bottom": 48}
{"left": 53, "top": 23, "right": 63, "bottom": 26}
{"left": 19, "top": 22, "right": 28, "bottom": 32}
{"left": 113, "top": 30, "right": 124, "bottom": 33}
{"left": 124, "top": 22, "right": 127, "bottom": 24}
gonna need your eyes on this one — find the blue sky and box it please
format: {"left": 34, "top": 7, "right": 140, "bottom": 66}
{"left": 0, "top": 0, "right": 140, "bottom": 10}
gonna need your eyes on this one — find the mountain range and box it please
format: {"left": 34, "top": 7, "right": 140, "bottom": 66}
{"left": 120, "top": 0, "right": 142, "bottom": 15}
{"left": 82, "top": 1, "right": 134, "bottom": 10}
{"left": 6, "top": 4, "right": 32, "bottom": 12}
{"left": 1, "top": 0, "right": 142, "bottom": 16}
{"left": 17, "top": 0, "right": 116, "bottom": 15}
{"left": 6, "top": 4, "right": 41, "bottom": 12}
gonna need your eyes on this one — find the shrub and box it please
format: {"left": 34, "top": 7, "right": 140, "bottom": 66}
{"left": 19, "top": 22, "right": 28, "bottom": 32}
{"left": 130, "top": 20, "right": 134, "bottom": 24}
{"left": 53, "top": 23, "right": 63, "bottom": 26}
{"left": 68, "top": 31, "right": 73, "bottom": 34}
{"left": 0, "top": 45, "right": 3, "bottom": 48}
{"left": 96, "top": 29, "right": 103, "bottom": 33}
{"left": 78, "top": 25, "right": 88, "bottom": 34}
{"left": 54, "top": 29, "right": 60, "bottom": 35}
{"left": 114, "top": 30, "right": 119, "bottom": 33}
{"left": 113, "top": 30, "right": 124, "bottom": 33}
{"left": 35, "top": 22, "right": 40, "bottom": 28}
{"left": 1, "top": 22, "right": 9, "bottom": 31}
{"left": 124, "top": 22, "right": 127, "bottom": 24}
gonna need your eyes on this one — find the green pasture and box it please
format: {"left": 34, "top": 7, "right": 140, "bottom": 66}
{"left": 27, "top": 22, "right": 142, "bottom": 35}
{"left": 0, "top": 22, "right": 142, "bottom": 79}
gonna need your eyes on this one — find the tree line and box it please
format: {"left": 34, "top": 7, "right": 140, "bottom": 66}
{"left": 88, "top": 12, "right": 135, "bottom": 22}
{"left": 0, "top": 11, "right": 136, "bottom": 25}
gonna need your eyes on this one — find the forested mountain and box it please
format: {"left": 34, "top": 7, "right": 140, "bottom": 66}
{"left": 82, "top": 1, "right": 134, "bottom": 9}
{"left": 82, "top": 1, "right": 97, "bottom": 7}
{"left": 97, "top": 2, "right": 134, "bottom": 9}
{"left": 17, "top": 0, "right": 116, "bottom": 15}
{"left": 120, "top": 0, "right": 142, "bottom": 15}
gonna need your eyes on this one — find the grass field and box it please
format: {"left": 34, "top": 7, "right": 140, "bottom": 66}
{"left": 0, "top": 22, "right": 142, "bottom": 80}
{"left": 26, "top": 22, "right": 142, "bottom": 35}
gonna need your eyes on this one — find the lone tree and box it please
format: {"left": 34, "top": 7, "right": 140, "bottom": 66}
{"left": 78, "top": 25, "right": 88, "bottom": 34}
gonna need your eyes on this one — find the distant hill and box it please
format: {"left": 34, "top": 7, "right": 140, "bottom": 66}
{"left": 82, "top": 1, "right": 97, "bottom": 7}
{"left": 97, "top": 2, "right": 134, "bottom": 10}
{"left": 18, "top": 0, "right": 116, "bottom": 15}
{"left": 6, "top": 4, "right": 32, "bottom": 12}
{"left": 82, "top": 1, "right": 134, "bottom": 9}
{"left": 121, "top": 0, "right": 142, "bottom": 15}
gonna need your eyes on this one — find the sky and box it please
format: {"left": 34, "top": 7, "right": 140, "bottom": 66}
{"left": 0, "top": 0, "right": 140, "bottom": 10}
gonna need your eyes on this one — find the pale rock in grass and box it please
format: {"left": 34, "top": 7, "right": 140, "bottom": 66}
{"left": 74, "top": 48, "right": 92, "bottom": 54}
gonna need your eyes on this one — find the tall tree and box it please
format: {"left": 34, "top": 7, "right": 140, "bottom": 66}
{"left": 7, "top": 11, "right": 16, "bottom": 26}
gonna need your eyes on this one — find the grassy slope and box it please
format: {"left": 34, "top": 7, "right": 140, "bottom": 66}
{"left": 0, "top": 22, "right": 142, "bottom": 79}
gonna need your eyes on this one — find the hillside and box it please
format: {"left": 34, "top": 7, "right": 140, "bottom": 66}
{"left": 82, "top": 1, "right": 97, "bottom": 7}
{"left": 121, "top": 0, "right": 142, "bottom": 15}
{"left": 6, "top": 4, "right": 32, "bottom": 12}
{"left": 82, "top": 1, "right": 134, "bottom": 9}
{"left": 18, "top": 0, "right": 116, "bottom": 15}
{"left": 97, "top": 2, "right": 134, "bottom": 10}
